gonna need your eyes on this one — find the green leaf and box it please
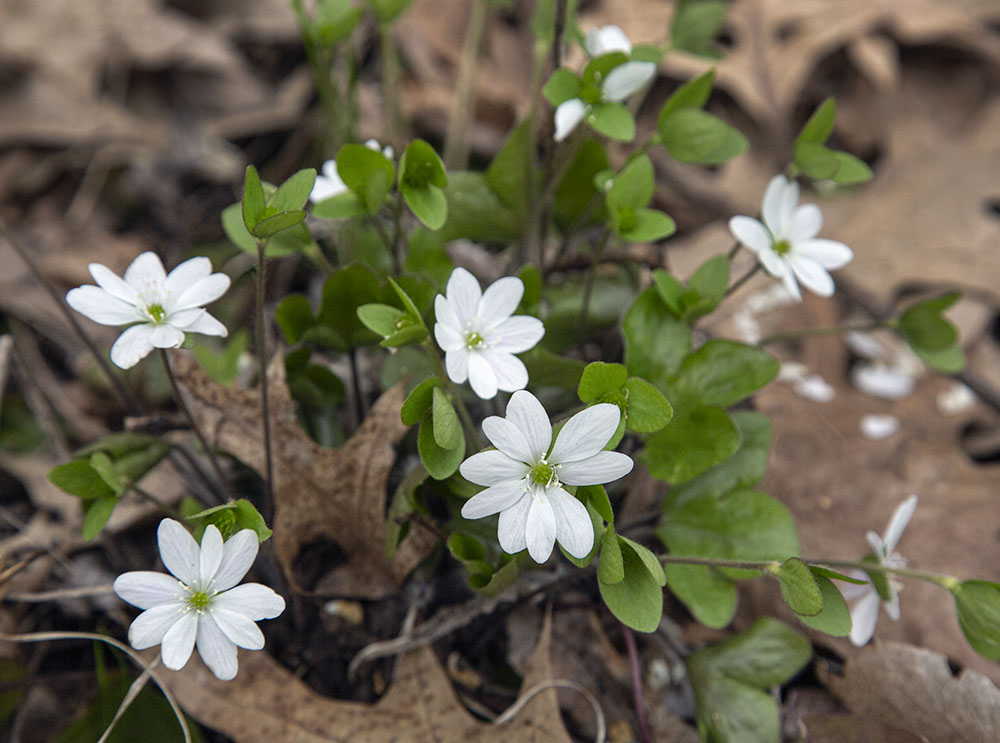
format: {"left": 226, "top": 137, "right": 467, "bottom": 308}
{"left": 619, "top": 535, "right": 667, "bottom": 586}
{"left": 659, "top": 69, "right": 714, "bottom": 121}
{"left": 521, "top": 347, "right": 587, "bottom": 389}
{"left": 222, "top": 203, "right": 312, "bottom": 257}
{"left": 517, "top": 264, "right": 543, "bottom": 311}
{"left": 268, "top": 168, "right": 317, "bottom": 212}
{"left": 831, "top": 151, "right": 873, "bottom": 184}
{"left": 82, "top": 496, "right": 117, "bottom": 540}
{"left": 251, "top": 209, "right": 307, "bottom": 239}
{"left": 672, "top": 340, "right": 779, "bottom": 408}
{"left": 589, "top": 102, "right": 636, "bottom": 142}
{"left": 652, "top": 270, "right": 685, "bottom": 316}
{"left": 186, "top": 499, "right": 272, "bottom": 542}
{"left": 357, "top": 303, "right": 405, "bottom": 337}
{"left": 623, "top": 377, "right": 673, "bottom": 433}
{"left": 796, "top": 98, "right": 836, "bottom": 145}
{"left": 486, "top": 120, "right": 532, "bottom": 218}
{"left": 598, "top": 525, "right": 625, "bottom": 585}
{"left": 431, "top": 387, "right": 462, "bottom": 450}
{"left": 241, "top": 165, "right": 266, "bottom": 232}
{"left": 193, "top": 329, "right": 249, "bottom": 386}
{"left": 665, "top": 563, "right": 737, "bottom": 628}
{"left": 553, "top": 138, "right": 609, "bottom": 231}
{"left": 89, "top": 452, "right": 125, "bottom": 496}
{"left": 952, "top": 580, "right": 1000, "bottom": 660}
{"left": 898, "top": 292, "right": 960, "bottom": 352}
{"left": 578, "top": 362, "right": 629, "bottom": 402}
{"left": 370, "top": 0, "right": 411, "bottom": 23}
{"left": 623, "top": 287, "right": 692, "bottom": 390}
{"left": 670, "top": 0, "right": 728, "bottom": 57}
{"left": 438, "top": 172, "right": 522, "bottom": 243}
{"left": 579, "top": 484, "right": 615, "bottom": 524}
{"left": 317, "top": 263, "right": 383, "bottom": 349}
{"left": 642, "top": 405, "right": 740, "bottom": 483}
{"left": 616, "top": 208, "right": 677, "bottom": 242}
{"left": 666, "top": 411, "right": 772, "bottom": 509}
{"left": 385, "top": 466, "right": 428, "bottom": 558}
{"left": 418, "top": 410, "right": 465, "bottom": 480}
{"left": 792, "top": 141, "right": 839, "bottom": 181}
{"left": 381, "top": 324, "right": 427, "bottom": 348}
{"left": 275, "top": 294, "right": 315, "bottom": 344}
{"left": 657, "top": 489, "right": 801, "bottom": 573}
{"left": 402, "top": 182, "right": 448, "bottom": 229}
{"left": 695, "top": 617, "right": 812, "bottom": 687}
{"left": 777, "top": 557, "right": 823, "bottom": 617}
{"left": 599, "top": 537, "right": 664, "bottom": 632}
{"left": 686, "top": 254, "right": 730, "bottom": 318}
{"left": 448, "top": 532, "right": 486, "bottom": 562}
{"left": 48, "top": 460, "right": 116, "bottom": 500}
{"left": 914, "top": 343, "right": 966, "bottom": 372}
{"left": 659, "top": 108, "right": 748, "bottom": 164}
{"left": 399, "top": 140, "right": 447, "bottom": 188}
{"left": 232, "top": 499, "right": 273, "bottom": 542}
{"left": 797, "top": 574, "right": 852, "bottom": 637}
{"left": 608, "top": 155, "right": 655, "bottom": 209}
{"left": 311, "top": 190, "right": 366, "bottom": 219}
{"left": 336, "top": 143, "right": 395, "bottom": 213}
{"left": 401, "top": 377, "right": 441, "bottom": 425}
{"left": 309, "top": 0, "right": 363, "bottom": 45}
{"left": 543, "top": 68, "right": 583, "bottom": 106}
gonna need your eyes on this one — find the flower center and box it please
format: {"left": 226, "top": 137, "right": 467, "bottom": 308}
{"left": 465, "top": 331, "right": 485, "bottom": 349}
{"left": 773, "top": 239, "right": 791, "bottom": 256}
{"left": 147, "top": 303, "right": 167, "bottom": 323}
{"left": 530, "top": 460, "right": 556, "bottom": 488}
{"left": 187, "top": 590, "right": 212, "bottom": 611}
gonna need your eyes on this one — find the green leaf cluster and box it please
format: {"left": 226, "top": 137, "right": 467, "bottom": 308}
{"left": 793, "top": 99, "right": 873, "bottom": 184}
{"left": 294, "top": 0, "right": 363, "bottom": 46}
{"left": 182, "top": 499, "right": 273, "bottom": 543}
{"left": 577, "top": 361, "right": 673, "bottom": 434}
{"left": 658, "top": 71, "right": 747, "bottom": 165}
{"left": 894, "top": 292, "right": 965, "bottom": 372}
{"left": 242, "top": 166, "right": 316, "bottom": 239}
{"left": 598, "top": 524, "right": 668, "bottom": 632}
{"left": 670, "top": 0, "right": 728, "bottom": 58}
{"left": 653, "top": 255, "right": 729, "bottom": 321}
{"left": 402, "top": 379, "right": 466, "bottom": 479}
{"left": 604, "top": 155, "right": 676, "bottom": 242}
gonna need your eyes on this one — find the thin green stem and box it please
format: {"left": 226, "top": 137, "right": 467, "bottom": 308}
{"left": 130, "top": 484, "right": 184, "bottom": 520}
{"left": 378, "top": 20, "right": 406, "bottom": 149}
{"left": 723, "top": 262, "right": 761, "bottom": 298}
{"left": 579, "top": 227, "right": 611, "bottom": 339}
{"left": 443, "top": 0, "right": 489, "bottom": 170}
{"left": 159, "top": 350, "right": 235, "bottom": 503}
{"left": 291, "top": 0, "right": 340, "bottom": 151}
{"left": 757, "top": 321, "right": 887, "bottom": 347}
{"left": 369, "top": 214, "right": 400, "bottom": 274}
{"left": 422, "top": 340, "right": 480, "bottom": 450}
{"left": 254, "top": 240, "right": 275, "bottom": 504}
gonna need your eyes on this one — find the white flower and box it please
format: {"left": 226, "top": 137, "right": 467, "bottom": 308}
{"left": 860, "top": 414, "right": 900, "bottom": 439}
{"left": 113, "top": 519, "right": 285, "bottom": 681}
{"left": 459, "top": 391, "right": 633, "bottom": 563}
{"left": 729, "top": 175, "right": 853, "bottom": 300}
{"left": 310, "top": 139, "right": 394, "bottom": 203}
{"left": 66, "top": 252, "right": 230, "bottom": 369}
{"left": 852, "top": 362, "right": 915, "bottom": 400}
{"left": 840, "top": 495, "right": 918, "bottom": 646}
{"left": 585, "top": 25, "right": 633, "bottom": 56}
{"left": 433, "top": 267, "right": 544, "bottom": 399}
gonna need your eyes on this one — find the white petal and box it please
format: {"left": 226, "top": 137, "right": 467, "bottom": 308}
{"left": 149, "top": 324, "right": 186, "bottom": 349}
{"left": 110, "top": 324, "right": 156, "bottom": 369}
{"left": 477, "top": 277, "right": 524, "bottom": 327}
{"left": 213, "top": 583, "right": 285, "bottom": 620}
{"left": 89, "top": 263, "right": 141, "bottom": 304}
{"left": 524, "top": 496, "right": 557, "bottom": 563}
{"left": 66, "top": 286, "right": 141, "bottom": 326}
{"left": 160, "top": 611, "right": 198, "bottom": 670}
{"left": 124, "top": 252, "right": 166, "bottom": 298}
{"left": 460, "top": 450, "right": 530, "bottom": 486}
{"left": 780, "top": 269, "right": 803, "bottom": 302}
{"left": 848, "top": 590, "right": 881, "bottom": 646}
{"left": 602, "top": 62, "right": 656, "bottom": 102}
{"left": 310, "top": 169, "right": 348, "bottom": 203}
{"left": 211, "top": 607, "right": 265, "bottom": 650}
{"left": 761, "top": 175, "right": 796, "bottom": 237}
{"left": 199, "top": 525, "right": 224, "bottom": 586}
{"left": 468, "top": 352, "right": 499, "bottom": 399}
{"left": 852, "top": 363, "right": 914, "bottom": 400}
{"left": 554, "top": 99, "right": 587, "bottom": 142}
{"left": 445, "top": 267, "right": 482, "bottom": 327}
{"left": 481, "top": 417, "right": 534, "bottom": 463}
{"left": 157, "top": 518, "right": 200, "bottom": 585}
{"left": 787, "top": 204, "right": 823, "bottom": 242}
{"left": 481, "top": 351, "right": 528, "bottom": 393}
{"left": 182, "top": 312, "right": 228, "bottom": 337}
{"left": 505, "top": 391, "right": 551, "bottom": 459}
{"left": 883, "top": 495, "right": 918, "bottom": 554}
{"left": 461, "top": 479, "right": 529, "bottom": 519}
{"left": 884, "top": 591, "right": 901, "bottom": 621}
{"left": 434, "top": 294, "right": 462, "bottom": 332}
{"left": 558, "top": 451, "right": 633, "bottom": 486}
{"left": 163, "top": 257, "right": 212, "bottom": 304}
{"left": 445, "top": 348, "right": 469, "bottom": 384}
{"left": 128, "top": 603, "right": 184, "bottom": 649}
{"left": 788, "top": 255, "right": 834, "bottom": 297}
{"left": 492, "top": 316, "right": 545, "bottom": 353}
{"left": 793, "top": 374, "right": 835, "bottom": 403}
{"left": 549, "top": 404, "right": 621, "bottom": 464}
{"left": 586, "top": 25, "right": 631, "bottom": 55}
{"left": 435, "top": 322, "right": 466, "bottom": 352}
{"left": 757, "top": 246, "right": 791, "bottom": 281}
{"left": 795, "top": 239, "right": 853, "bottom": 269}
{"left": 166, "top": 308, "right": 206, "bottom": 329}
{"left": 173, "top": 274, "right": 230, "bottom": 312}
{"left": 114, "top": 571, "right": 185, "bottom": 609}
{"left": 211, "top": 529, "right": 259, "bottom": 592}
{"left": 497, "top": 494, "right": 531, "bottom": 554}
{"left": 729, "top": 216, "right": 772, "bottom": 254}
{"left": 550, "top": 488, "right": 594, "bottom": 558}
{"left": 196, "top": 614, "right": 239, "bottom": 681}
{"left": 860, "top": 414, "right": 900, "bottom": 439}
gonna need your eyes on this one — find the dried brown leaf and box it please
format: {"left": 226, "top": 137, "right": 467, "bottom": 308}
{"left": 170, "top": 352, "right": 437, "bottom": 599}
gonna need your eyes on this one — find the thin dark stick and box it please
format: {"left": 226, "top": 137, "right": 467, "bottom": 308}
{"left": 348, "top": 348, "right": 365, "bottom": 428}
{"left": 254, "top": 243, "right": 275, "bottom": 504}
{"left": 727, "top": 241, "right": 742, "bottom": 259}
{"left": 724, "top": 263, "right": 761, "bottom": 297}
{"left": 621, "top": 624, "right": 653, "bottom": 743}
{"left": 159, "top": 350, "right": 234, "bottom": 503}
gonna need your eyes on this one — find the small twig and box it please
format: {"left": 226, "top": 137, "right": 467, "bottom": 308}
{"left": 494, "top": 679, "right": 606, "bottom": 743}
{"left": 0, "top": 335, "right": 12, "bottom": 421}
{"left": 393, "top": 512, "right": 448, "bottom": 543}
{"left": 254, "top": 241, "right": 275, "bottom": 504}
{"left": 724, "top": 262, "right": 761, "bottom": 298}
{"left": 757, "top": 321, "right": 885, "bottom": 347}
{"left": 727, "top": 241, "right": 742, "bottom": 260}
{"left": 621, "top": 624, "right": 653, "bottom": 743}
{"left": 348, "top": 348, "right": 365, "bottom": 428}
{"left": 3, "top": 584, "right": 114, "bottom": 602}
{"left": 97, "top": 663, "right": 154, "bottom": 743}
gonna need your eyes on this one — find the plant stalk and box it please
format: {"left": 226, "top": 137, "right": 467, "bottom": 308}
{"left": 254, "top": 240, "right": 275, "bottom": 504}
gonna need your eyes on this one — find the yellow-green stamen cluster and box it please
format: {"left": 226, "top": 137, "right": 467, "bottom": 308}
{"left": 465, "top": 331, "right": 485, "bottom": 349}
{"left": 147, "top": 303, "right": 167, "bottom": 323}
{"left": 187, "top": 590, "right": 212, "bottom": 611}
{"left": 530, "top": 461, "right": 556, "bottom": 489}
{"left": 773, "top": 239, "right": 791, "bottom": 256}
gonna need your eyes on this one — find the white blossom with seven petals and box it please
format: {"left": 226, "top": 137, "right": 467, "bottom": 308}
{"left": 459, "top": 391, "right": 633, "bottom": 563}
{"left": 66, "top": 252, "right": 230, "bottom": 369}
{"left": 728, "top": 175, "right": 853, "bottom": 300}
{"left": 310, "top": 139, "right": 394, "bottom": 203}
{"left": 839, "top": 495, "right": 918, "bottom": 646}
{"left": 434, "top": 267, "right": 544, "bottom": 399}
{"left": 553, "top": 26, "right": 656, "bottom": 142}
{"left": 113, "top": 519, "right": 285, "bottom": 680}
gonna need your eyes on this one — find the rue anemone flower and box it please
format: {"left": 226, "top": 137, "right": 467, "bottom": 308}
{"left": 66, "top": 252, "right": 230, "bottom": 369}
{"left": 839, "top": 494, "right": 918, "bottom": 646}
{"left": 310, "top": 139, "right": 395, "bottom": 203}
{"left": 113, "top": 519, "right": 285, "bottom": 681}
{"left": 729, "top": 174, "right": 853, "bottom": 300}
{"left": 459, "top": 391, "right": 633, "bottom": 563}
{"left": 554, "top": 26, "right": 656, "bottom": 142}
{"left": 433, "top": 267, "right": 544, "bottom": 400}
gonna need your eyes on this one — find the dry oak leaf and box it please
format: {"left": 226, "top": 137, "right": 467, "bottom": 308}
{"left": 170, "top": 352, "right": 437, "bottom": 599}
{"left": 155, "top": 613, "right": 573, "bottom": 743}
{"left": 817, "top": 641, "right": 1000, "bottom": 743}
